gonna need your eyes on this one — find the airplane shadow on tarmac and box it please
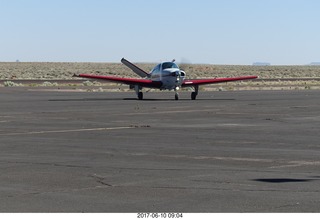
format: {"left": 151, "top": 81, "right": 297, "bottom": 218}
{"left": 253, "top": 178, "right": 318, "bottom": 183}
{"left": 49, "top": 98, "right": 236, "bottom": 102}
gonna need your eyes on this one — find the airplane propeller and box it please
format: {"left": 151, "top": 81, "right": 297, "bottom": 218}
{"left": 177, "top": 58, "right": 192, "bottom": 72}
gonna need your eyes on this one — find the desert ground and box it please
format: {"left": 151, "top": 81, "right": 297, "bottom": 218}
{"left": 1, "top": 62, "right": 320, "bottom": 90}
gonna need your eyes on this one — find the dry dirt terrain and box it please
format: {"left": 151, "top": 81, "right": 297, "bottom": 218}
{"left": 1, "top": 62, "right": 320, "bottom": 90}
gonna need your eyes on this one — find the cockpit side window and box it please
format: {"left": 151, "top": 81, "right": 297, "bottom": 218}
{"left": 151, "top": 64, "right": 161, "bottom": 73}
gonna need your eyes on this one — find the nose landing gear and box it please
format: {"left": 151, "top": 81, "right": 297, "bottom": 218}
{"left": 174, "top": 87, "right": 180, "bottom": 100}
{"left": 175, "top": 93, "right": 179, "bottom": 100}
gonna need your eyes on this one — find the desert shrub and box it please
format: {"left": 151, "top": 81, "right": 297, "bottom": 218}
{"left": 4, "top": 81, "right": 21, "bottom": 87}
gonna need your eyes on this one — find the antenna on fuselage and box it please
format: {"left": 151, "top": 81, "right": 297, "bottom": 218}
{"left": 172, "top": 59, "right": 176, "bottom": 62}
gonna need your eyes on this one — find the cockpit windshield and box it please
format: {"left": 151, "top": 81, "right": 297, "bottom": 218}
{"left": 161, "top": 62, "right": 179, "bottom": 70}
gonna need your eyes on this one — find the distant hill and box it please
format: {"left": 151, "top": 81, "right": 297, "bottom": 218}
{"left": 253, "top": 62, "right": 271, "bottom": 66}
{"left": 309, "top": 62, "right": 320, "bottom": 66}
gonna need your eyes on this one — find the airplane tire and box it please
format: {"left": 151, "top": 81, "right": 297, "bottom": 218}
{"left": 138, "top": 92, "right": 143, "bottom": 100}
{"left": 191, "top": 92, "right": 197, "bottom": 100}
{"left": 175, "top": 93, "right": 179, "bottom": 100}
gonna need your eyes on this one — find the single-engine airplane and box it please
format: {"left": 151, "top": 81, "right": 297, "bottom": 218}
{"left": 76, "top": 58, "right": 257, "bottom": 100}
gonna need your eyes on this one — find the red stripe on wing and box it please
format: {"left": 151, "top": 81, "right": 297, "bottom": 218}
{"left": 78, "top": 74, "right": 162, "bottom": 88}
{"left": 182, "top": 76, "right": 258, "bottom": 87}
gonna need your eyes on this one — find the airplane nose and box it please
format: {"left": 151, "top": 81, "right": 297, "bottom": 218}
{"left": 171, "top": 71, "right": 180, "bottom": 77}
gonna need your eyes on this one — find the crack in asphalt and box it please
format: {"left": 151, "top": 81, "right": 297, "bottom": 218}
{"left": 89, "top": 174, "right": 113, "bottom": 187}
{"left": 1, "top": 161, "right": 91, "bottom": 169}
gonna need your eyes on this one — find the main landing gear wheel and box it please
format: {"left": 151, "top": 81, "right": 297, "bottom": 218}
{"left": 134, "top": 85, "right": 143, "bottom": 100}
{"left": 191, "top": 85, "right": 199, "bottom": 100}
{"left": 191, "top": 92, "right": 197, "bottom": 100}
{"left": 138, "top": 92, "right": 143, "bottom": 100}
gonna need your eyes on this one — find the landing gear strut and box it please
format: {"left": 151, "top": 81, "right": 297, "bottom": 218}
{"left": 134, "top": 85, "right": 143, "bottom": 100}
{"left": 191, "top": 85, "right": 199, "bottom": 100}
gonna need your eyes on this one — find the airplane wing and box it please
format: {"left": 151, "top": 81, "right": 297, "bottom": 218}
{"left": 182, "top": 76, "right": 258, "bottom": 87}
{"left": 121, "top": 58, "right": 150, "bottom": 78}
{"left": 76, "top": 74, "right": 162, "bottom": 89}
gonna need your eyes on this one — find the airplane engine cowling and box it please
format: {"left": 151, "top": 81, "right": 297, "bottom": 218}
{"left": 180, "top": 70, "right": 186, "bottom": 78}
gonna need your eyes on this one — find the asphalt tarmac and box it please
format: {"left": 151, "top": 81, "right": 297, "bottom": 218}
{"left": 0, "top": 88, "right": 320, "bottom": 212}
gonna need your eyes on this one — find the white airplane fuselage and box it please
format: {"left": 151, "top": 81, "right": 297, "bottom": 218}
{"left": 149, "top": 62, "right": 185, "bottom": 90}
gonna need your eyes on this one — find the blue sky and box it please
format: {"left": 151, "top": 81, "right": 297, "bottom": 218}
{"left": 1, "top": 0, "right": 320, "bottom": 65}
